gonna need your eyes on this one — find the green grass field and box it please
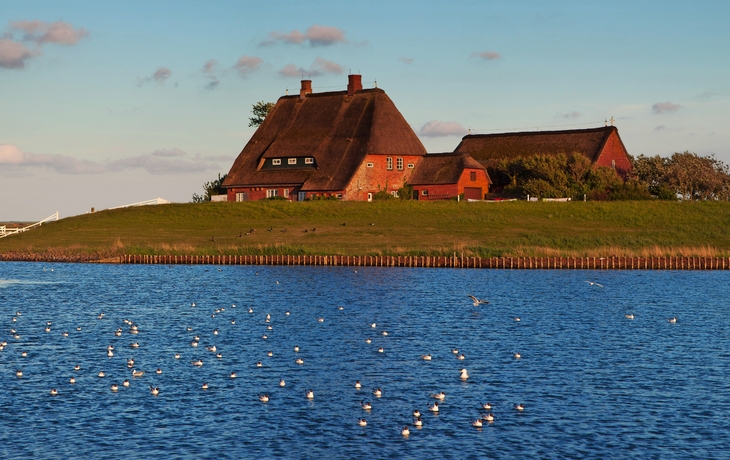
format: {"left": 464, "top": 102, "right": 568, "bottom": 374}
{"left": 2, "top": 200, "right": 730, "bottom": 259}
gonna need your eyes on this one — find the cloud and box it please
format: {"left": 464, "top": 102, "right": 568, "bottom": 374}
{"left": 419, "top": 120, "right": 468, "bottom": 138}
{"left": 261, "top": 25, "right": 346, "bottom": 47}
{"left": 278, "top": 57, "right": 344, "bottom": 78}
{"left": 471, "top": 51, "right": 501, "bottom": 60}
{"left": 137, "top": 66, "right": 172, "bottom": 87}
{"left": 202, "top": 58, "right": 220, "bottom": 89}
{"left": 654, "top": 125, "right": 666, "bottom": 131}
{"left": 561, "top": 111, "right": 581, "bottom": 119}
{"left": 1, "top": 20, "right": 88, "bottom": 69}
{"left": 0, "top": 38, "right": 37, "bottom": 68}
{"left": 0, "top": 144, "right": 229, "bottom": 176}
{"left": 652, "top": 101, "right": 681, "bottom": 114}
{"left": 398, "top": 57, "right": 414, "bottom": 65}
{"left": 10, "top": 20, "right": 88, "bottom": 45}
{"left": 233, "top": 55, "right": 263, "bottom": 77}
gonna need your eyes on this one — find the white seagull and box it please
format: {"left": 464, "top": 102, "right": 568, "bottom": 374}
{"left": 586, "top": 281, "right": 604, "bottom": 288}
{"left": 468, "top": 295, "right": 489, "bottom": 306}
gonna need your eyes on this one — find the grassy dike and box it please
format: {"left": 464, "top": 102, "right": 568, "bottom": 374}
{"left": 1, "top": 200, "right": 730, "bottom": 260}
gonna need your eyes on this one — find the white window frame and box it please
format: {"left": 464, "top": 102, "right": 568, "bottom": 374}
{"left": 235, "top": 192, "right": 245, "bottom": 202}
{"left": 367, "top": 162, "right": 374, "bottom": 168}
{"left": 288, "top": 158, "right": 297, "bottom": 165}
{"left": 266, "top": 189, "right": 278, "bottom": 198}
{"left": 391, "top": 191, "right": 399, "bottom": 198}
{"left": 298, "top": 191, "right": 307, "bottom": 201}
{"left": 304, "top": 157, "right": 314, "bottom": 164}
{"left": 407, "top": 163, "right": 414, "bottom": 169}
{"left": 421, "top": 189, "right": 428, "bottom": 196}
{"left": 386, "top": 157, "right": 393, "bottom": 170}
{"left": 283, "top": 189, "right": 289, "bottom": 198}
{"left": 396, "top": 157, "right": 403, "bottom": 170}
{"left": 272, "top": 159, "right": 281, "bottom": 166}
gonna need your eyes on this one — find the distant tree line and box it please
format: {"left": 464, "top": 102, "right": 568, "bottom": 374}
{"left": 491, "top": 151, "right": 730, "bottom": 201}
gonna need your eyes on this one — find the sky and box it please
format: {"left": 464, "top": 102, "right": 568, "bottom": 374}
{"left": 1, "top": 0, "right": 728, "bottom": 220}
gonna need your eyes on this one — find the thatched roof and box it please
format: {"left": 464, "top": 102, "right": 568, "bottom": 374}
{"left": 454, "top": 126, "right": 626, "bottom": 165}
{"left": 223, "top": 88, "right": 426, "bottom": 191}
{"left": 408, "top": 153, "right": 487, "bottom": 185}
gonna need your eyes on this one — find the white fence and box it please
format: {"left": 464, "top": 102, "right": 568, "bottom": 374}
{"left": 106, "top": 197, "right": 170, "bottom": 210}
{"left": 0, "top": 212, "right": 59, "bottom": 239}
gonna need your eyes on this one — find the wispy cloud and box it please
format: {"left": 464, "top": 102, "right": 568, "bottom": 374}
{"left": 560, "top": 111, "right": 581, "bottom": 119}
{"left": 0, "top": 20, "right": 88, "bottom": 69}
{"left": 654, "top": 125, "right": 666, "bottom": 131}
{"left": 471, "top": 51, "right": 501, "bottom": 60}
{"left": 278, "top": 57, "right": 344, "bottom": 78}
{"left": 202, "top": 58, "right": 220, "bottom": 89}
{"left": 398, "top": 57, "right": 414, "bottom": 65}
{"left": 419, "top": 120, "right": 468, "bottom": 138}
{"left": 233, "top": 55, "right": 263, "bottom": 78}
{"left": 652, "top": 101, "right": 681, "bottom": 114}
{"left": 261, "top": 25, "right": 346, "bottom": 47}
{"left": 136, "top": 67, "right": 172, "bottom": 87}
{"left": 0, "top": 144, "right": 230, "bottom": 175}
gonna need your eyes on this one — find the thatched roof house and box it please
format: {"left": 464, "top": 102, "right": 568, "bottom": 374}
{"left": 223, "top": 75, "right": 427, "bottom": 201}
{"left": 409, "top": 153, "right": 490, "bottom": 200}
{"left": 454, "top": 126, "right": 632, "bottom": 180}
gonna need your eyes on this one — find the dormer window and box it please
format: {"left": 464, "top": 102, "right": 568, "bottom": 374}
{"left": 272, "top": 159, "right": 281, "bottom": 166}
{"left": 288, "top": 158, "right": 297, "bottom": 165}
{"left": 304, "top": 157, "right": 314, "bottom": 164}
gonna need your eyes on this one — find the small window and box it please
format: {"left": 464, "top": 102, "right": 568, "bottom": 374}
{"left": 298, "top": 192, "right": 307, "bottom": 201}
{"left": 266, "top": 189, "right": 278, "bottom": 198}
{"left": 470, "top": 171, "right": 477, "bottom": 181}
{"left": 386, "top": 157, "right": 393, "bottom": 170}
{"left": 336, "top": 193, "right": 342, "bottom": 199}
{"left": 391, "top": 191, "right": 399, "bottom": 198}
{"left": 272, "top": 159, "right": 281, "bottom": 166}
{"left": 611, "top": 159, "right": 616, "bottom": 169}
{"left": 304, "top": 157, "right": 314, "bottom": 164}
{"left": 288, "top": 158, "right": 297, "bottom": 165}
{"left": 367, "top": 162, "right": 374, "bottom": 168}
{"left": 283, "top": 189, "right": 289, "bottom": 198}
{"left": 421, "top": 190, "right": 428, "bottom": 196}
{"left": 235, "top": 192, "right": 247, "bottom": 202}
{"left": 396, "top": 157, "right": 403, "bottom": 170}
{"left": 407, "top": 163, "right": 414, "bottom": 169}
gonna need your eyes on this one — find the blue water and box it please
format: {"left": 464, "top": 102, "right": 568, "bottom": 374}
{"left": 0, "top": 263, "right": 728, "bottom": 459}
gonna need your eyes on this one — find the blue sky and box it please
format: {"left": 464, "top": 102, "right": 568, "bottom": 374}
{"left": 1, "top": 0, "right": 728, "bottom": 219}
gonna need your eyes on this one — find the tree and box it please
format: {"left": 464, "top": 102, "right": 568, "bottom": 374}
{"left": 248, "top": 101, "right": 275, "bottom": 128}
{"left": 191, "top": 173, "right": 227, "bottom": 202}
{"left": 633, "top": 152, "right": 730, "bottom": 200}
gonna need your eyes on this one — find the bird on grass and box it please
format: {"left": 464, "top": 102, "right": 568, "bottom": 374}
{"left": 468, "top": 295, "right": 489, "bottom": 306}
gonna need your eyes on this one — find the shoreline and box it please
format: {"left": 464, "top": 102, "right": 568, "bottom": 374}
{"left": 1, "top": 253, "right": 729, "bottom": 270}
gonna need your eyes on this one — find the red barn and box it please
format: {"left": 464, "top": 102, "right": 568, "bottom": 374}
{"left": 222, "top": 75, "right": 427, "bottom": 201}
{"left": 453, "top": 126, "right": 632, "bottom": 189}
{"left": 408, "top": 153, "right": 491, "bottom": 200}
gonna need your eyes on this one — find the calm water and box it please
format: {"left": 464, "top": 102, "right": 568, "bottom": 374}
{"left": 0, "top": 262, "right": 728, "bottom": 459}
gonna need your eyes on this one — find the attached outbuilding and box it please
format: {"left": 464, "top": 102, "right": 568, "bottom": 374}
{"left": 408, "top": 153, "right": 491, "bottom": 200}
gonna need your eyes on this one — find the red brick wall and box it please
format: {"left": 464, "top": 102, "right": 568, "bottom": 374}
{"left": 344, "top": 154, "right": 423, "bottom": 200}
{"left": 227, "top": 186, "right": 299, "bottom": 201}
{"left": 412, "top": 183, "right": 458, "bottom": 199}
{"left": 596, "top": 131, "right": 632, "bottom": 177}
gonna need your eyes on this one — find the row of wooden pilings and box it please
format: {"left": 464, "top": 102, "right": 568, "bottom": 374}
{"left": 122, "top": 254, "right": 730, "bottom": 270}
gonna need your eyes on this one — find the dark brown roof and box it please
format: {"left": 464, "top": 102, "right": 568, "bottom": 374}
{"left": 454, "top": 126, "right": 623, "bottom": 164}
{"left": 223, "top": 88, "right": 426, "bottom": 191}
{"left": 408, "top": 153, "right": 487, "bottom": 185}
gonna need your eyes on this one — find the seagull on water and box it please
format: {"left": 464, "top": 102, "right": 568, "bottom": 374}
{"left": 625, "top": 314, "right": 635, "bottom": 320}
{"left": 421, "top": 354, "right": 432, "bottom": 361}
{"left": 667, "top": 317, "right": 678, "bottom": 323}
{"left": 354, "top": 381, "right": 361, "bottom": 389}
{"left": 279, "top": 379, "right": 285, "bottom": 387}
{"left": 401, "top": 426, "right": 410, "bottom": 436}
{"left": 413, "top": 417, "right": 423, "bottom": 427}
{"left": 482, "top": 402, "right": 492, "bottom": 410}
{"left": 431, "top": 392, "right": 446, "bottom": 401}
{"left": 259, "top": 394, "right": 269, "bottom": 403}
{"left": 468, "top": 295, "right": 489, "bottom": 306}
{"left": 460, "top": 368, "right": 469, "bottom": 380}
{"left": 483, "top": 413, "right": 494, "bottom": 422}
{"left": 472, "top": 419, "right": 483, "bottom": 428}
{"left": 514, "top": 403, "right": 525, "bottom": 411}
{"left": 586, "top": 281, "right": 603, "bottom": 287}
{"left": 306, "top": 389, "right": 314, "bottom": 400}
{"left": 358, "top": 419, "right": 367, "bottom": 427}
{"left": 429, "top": 402, "right": 439, "bottom": 413}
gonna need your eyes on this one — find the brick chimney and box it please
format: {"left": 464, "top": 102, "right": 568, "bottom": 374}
{"left": 300, "top": 80, "right": 312, "bottom": 99}
{"left": 347, "top": 74, "right": 362, "bottom": 96}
